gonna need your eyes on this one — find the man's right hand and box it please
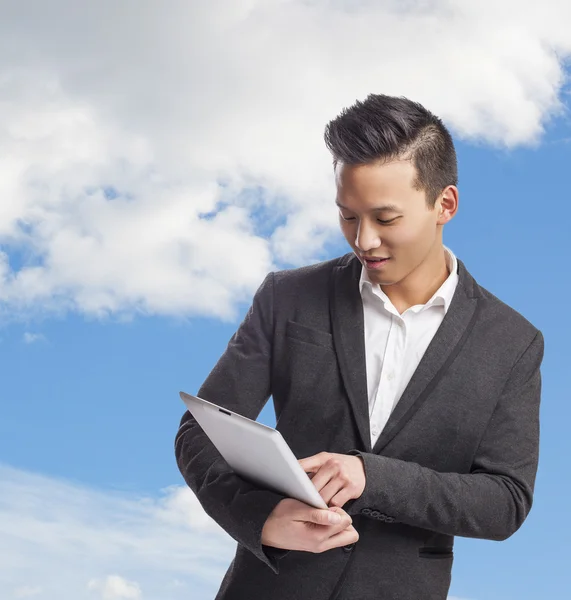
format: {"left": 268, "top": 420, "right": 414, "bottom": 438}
{"left": 261, "top": 498, "right": 359, "bottom": 553}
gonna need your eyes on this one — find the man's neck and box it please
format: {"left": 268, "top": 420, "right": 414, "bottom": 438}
{"left": 380, "top": 249, "right": 451, "bottom": 314}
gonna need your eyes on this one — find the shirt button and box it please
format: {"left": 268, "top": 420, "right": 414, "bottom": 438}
{"left": 387, "top": 371, "right": 395, "bottom": 381}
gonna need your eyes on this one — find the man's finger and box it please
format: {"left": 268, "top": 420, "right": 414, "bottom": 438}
{"left": 314, "top": 525, "right": 359, "bottom": 553}
{"left": 310, "top": 463, "right": 337, "bottom": 493}
{"left": 298, "top": 458, "right": 319, "bottom": 472}
{"left": 318, "top": 479, "right": 345, "bottom": 505}
{"left": 299, "top": 453, "right": 329, "bottom": 472}
{"left": 328, "top": 489, "right": 351, "bottom": 508}
{"left": 303, "top": 508, "right": 345, "bottom": 526}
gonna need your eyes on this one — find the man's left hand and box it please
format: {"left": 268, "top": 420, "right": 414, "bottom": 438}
{"left": 299, "top": 452, "right": 366, "bottom": 508}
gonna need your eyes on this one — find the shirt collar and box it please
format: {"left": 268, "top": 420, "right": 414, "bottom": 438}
{"left": 358, "top": 245, "right": 459, "bottom": 314}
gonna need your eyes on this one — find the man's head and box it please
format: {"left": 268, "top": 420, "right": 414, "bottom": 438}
{"left": 324, "top": 94, "right": 459, "bottom": 295}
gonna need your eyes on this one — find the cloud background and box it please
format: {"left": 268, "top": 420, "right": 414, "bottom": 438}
{"left": 0, "top": 464, "right": 234, "bottom": 599}
{"left": 2, "top": 0, "right": 571, "bottom": 321}
{"left": 1, "top": 1, "right": 571, "bottom": 598}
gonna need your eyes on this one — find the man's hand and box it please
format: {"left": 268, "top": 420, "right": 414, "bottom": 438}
{"left": 261, "top": 498, "right": 359, "bottom": 553}
{"left": 299, "top": 452, "right": 366, "bottom": 508}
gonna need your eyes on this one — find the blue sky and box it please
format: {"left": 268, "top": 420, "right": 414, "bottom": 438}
{"left": 2, "top": 2, "right": 571, "bottom": 600}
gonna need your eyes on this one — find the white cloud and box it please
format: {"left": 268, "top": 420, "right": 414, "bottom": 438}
{"left": 0, "top": 464, "right": 235, "bottom": 600}
{"left": 88, "top": 576, "right": 141, "bottom": 600}
{"left": 22, "top": 332, "right": 45, "bottom": 344}
{"left": 0, "top": 1, "right": 571, "bottom": 320}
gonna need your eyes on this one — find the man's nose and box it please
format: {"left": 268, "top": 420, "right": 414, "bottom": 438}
{"left": 355, "top": 221, "right": 381, "bottom": 252}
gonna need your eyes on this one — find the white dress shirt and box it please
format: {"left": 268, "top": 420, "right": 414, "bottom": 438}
{"left": 359, "top": 245, "right": 459, "bottom": 448}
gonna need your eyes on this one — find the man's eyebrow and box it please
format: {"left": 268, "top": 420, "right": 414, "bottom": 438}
{"left": 335, "top": 200, "right": 402, "bottom": 213}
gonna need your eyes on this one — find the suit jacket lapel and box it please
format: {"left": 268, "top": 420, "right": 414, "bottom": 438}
{"left": 372, "top": 256, "right": 481, "bottom": 453}
{"left": 330, "top": 254, "right": 372, "bottom": 452}
{"left": 330, "top": 252, "right": 482, "bottom": 456}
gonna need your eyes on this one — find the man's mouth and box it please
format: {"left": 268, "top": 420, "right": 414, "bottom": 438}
{"left": 363, "top": 257, "right": 390, "bottom": 269}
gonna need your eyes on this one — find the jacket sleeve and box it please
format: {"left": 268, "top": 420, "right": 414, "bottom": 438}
{"left": 346, "top": 329, "right": 544, "bottom": 541}
{"left": 174, "top": 272, "right": 288, "bottom": 573}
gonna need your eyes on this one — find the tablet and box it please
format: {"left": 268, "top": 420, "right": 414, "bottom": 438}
{"left": 179, "top": 392, "right": 328, "bottom": 509}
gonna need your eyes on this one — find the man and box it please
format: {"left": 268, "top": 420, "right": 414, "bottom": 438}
{"left": 175, "top": 94, "right": 544, "bottom": 600}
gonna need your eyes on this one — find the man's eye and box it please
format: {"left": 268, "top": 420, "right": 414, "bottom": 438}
{"left": 339, "top": 214, "right": 397, "bottom": 224}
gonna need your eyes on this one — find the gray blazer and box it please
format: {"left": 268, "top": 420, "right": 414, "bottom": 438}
{"left": 175, "top": 252, "right": 544, "bottom": 600}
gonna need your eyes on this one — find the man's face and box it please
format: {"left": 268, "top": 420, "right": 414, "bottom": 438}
{"left": 335, "top": 159, "right": 445, "bottom": 288}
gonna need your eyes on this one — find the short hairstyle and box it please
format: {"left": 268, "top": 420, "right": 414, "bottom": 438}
{"left": 324, "top": 94, "right": 458, "bottom": 208}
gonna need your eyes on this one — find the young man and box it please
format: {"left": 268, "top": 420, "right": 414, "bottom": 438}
{"left": 175, "top": 95, "right": 544, "bottom": 600}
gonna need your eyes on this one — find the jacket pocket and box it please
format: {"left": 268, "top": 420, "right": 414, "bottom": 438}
{"left": 285, "top": 320, "right": 334, "bottom": 350}
{"left": 418, "top": 547, "right": 454, "bottom": 559}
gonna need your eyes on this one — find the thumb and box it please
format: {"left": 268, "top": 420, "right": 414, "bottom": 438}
{"left": 305, "top": 507, "right": 345, "bottom": 526}
{"left": 328, "top": 506, "right": 352, "bottom": 523}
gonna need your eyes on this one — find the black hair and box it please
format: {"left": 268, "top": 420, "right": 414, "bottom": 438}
{"left": 324, "top": 94, "right": 457, "bottom": 208}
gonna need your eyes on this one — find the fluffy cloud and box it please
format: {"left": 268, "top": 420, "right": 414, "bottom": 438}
{"left": 1, "top": 0, "right": 571, "bottom": 320}
{"left": 0, "top": 464, "right": 235, "bottom": 600}
{"left": 88, "top": 576, "right": 141, "bottom": 599}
